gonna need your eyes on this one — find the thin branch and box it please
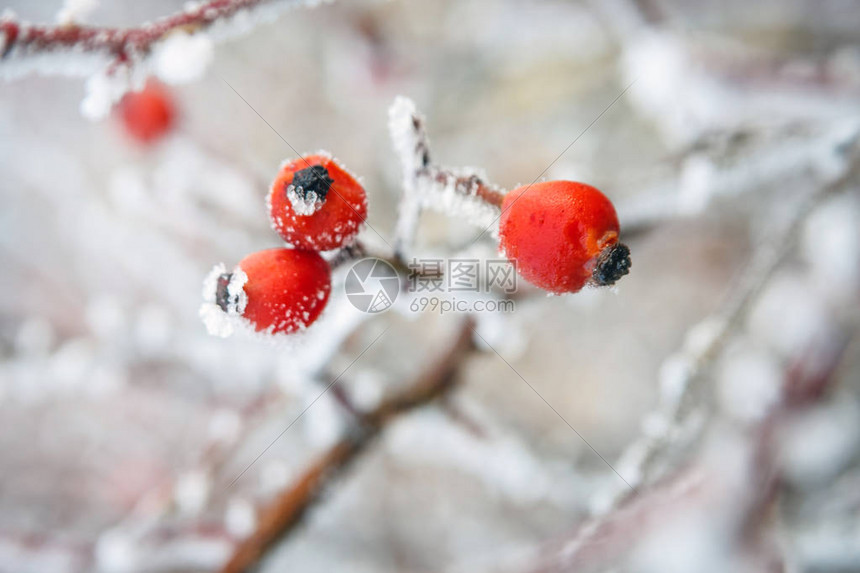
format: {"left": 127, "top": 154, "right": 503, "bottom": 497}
{"left": 596, "top": 139, "right": 860, "bottom": 514}
{"left": 618, "top": 123, "right": 860, "bottom": 237}
{"left": 525, "top": 324, "right": 853, "bottom": 573}
{"left": 219, "top": 318, "right": 476, "bottom": 573}
{"left": 388, "top": 96, "right": 505, "bottom": 259}
{"left": 0, "top": 0, "right": 325, "bottom": 80}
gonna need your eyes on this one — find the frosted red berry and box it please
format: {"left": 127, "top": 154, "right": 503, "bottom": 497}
{"left": 118, "top": 80, "right": 176, "bottom": 144}
{"left": 210, "top": 248, "right": 331, "bottom": 335}
{"left": 267, "top": 154, "right": 367, "bottom": 251}
{"left": 498, "top": 181, "right": 631, "bottom": 294}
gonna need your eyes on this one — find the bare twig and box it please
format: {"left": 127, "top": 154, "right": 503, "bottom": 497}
{"left": 219, "top": 318, "right": 476, "bottom": 573}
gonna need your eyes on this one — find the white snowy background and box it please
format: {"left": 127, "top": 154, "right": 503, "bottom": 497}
{"left": 1, "top": 1, "right": 859, "bottom": 572}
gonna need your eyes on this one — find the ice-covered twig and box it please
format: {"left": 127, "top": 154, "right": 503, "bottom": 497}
{"left": 524, "top": 320, "right": 852, "bottom": 573}
{"left": 219, "top": 318, "right": 476, "bottom": 573}
{"left": 0, "top": 0, "right": 327, "bottom": 81}
{"left": 597, "top": 135, "right": 860, "bottom": 514}
{"left": 618, "top": 122, "right": 860, "bottom": 236}
{"left": 388, "top": 96, "right": 506, "bottom": 259}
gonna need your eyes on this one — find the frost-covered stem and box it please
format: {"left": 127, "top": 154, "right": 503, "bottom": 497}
{"left": 527, "top": 330, "right": 851, "bottom": 573}
{"left": 389, "top": 96, "right": 430, "bottom": 259}
{"left": 220, "top": 318, "right": 475, "bottom": 573}
{"left": 618, "top": 123, "right": 860, "bottom": 237}
{"left": 388, "top": 96, "right": 505, "bottom": 259}
{"left": 0, "top": 0, "right": 325, "bottom": 80}
{"left": 420, "top": 167, "right": 506, "bottom": 208}
{"left": 600, "top": 148, "right": 860, "bottom": 514}
{"left": 527, "top": 468, "right": 705, "bottom": 573}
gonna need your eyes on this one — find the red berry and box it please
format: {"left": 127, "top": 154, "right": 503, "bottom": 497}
{"left": 498, "top": 181, "right": 630, "bottom": 294}
{"left": 267, "top": 154, "right": 367, "bottom": 251}
{"left": 118, "top": 80, "right": 176, "bottom": 144}
{"left": 203, "top": 248, "right": 331, "bottom": 336}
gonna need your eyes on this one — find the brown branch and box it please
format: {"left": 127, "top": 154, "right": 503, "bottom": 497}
{"left": 0, "top": 0, "right": 319, "bottom": 78}
{"left": 420, "top": 167, "right": 506, "bottom": 208}
{"left": 220, "top": 318, "right": 476, "bottom": 573}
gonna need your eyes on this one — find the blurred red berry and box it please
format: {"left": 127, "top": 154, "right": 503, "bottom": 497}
{"left": 267, "top": 154, "right": 367, "bottom": 251}
{"left": 499, "top": 181, "right": 630, "bottom": 294}
{"left": 216, "top": 248, "right": 331, "bottom": 334}
{"left": 118, "top": 80, "right": 176, "bottom": 144}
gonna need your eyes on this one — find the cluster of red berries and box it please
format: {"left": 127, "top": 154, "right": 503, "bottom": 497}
{"left": 120, "top": 84, "right": 629, "bottom": 332}
{"left": 201, "top": 153, "right": 629, "bottom": 337}
{"left": 202, "top": 154, "right": 368, "bottom": 336}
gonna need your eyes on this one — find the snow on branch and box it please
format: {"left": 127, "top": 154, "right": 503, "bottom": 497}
{"left": 0, "top": 0, "right": 328, "bottom": 81}
{"left": 525, "top": 303, "right": 855, "bottom": 573}
{"left": 219, "top": 318, "right": 476, "bottom": 573}
{"left": 388, "top": 96, "right": 506, "bottom": 258}
{"left": 592, "top": 124, "right": 860, "bottom": 516}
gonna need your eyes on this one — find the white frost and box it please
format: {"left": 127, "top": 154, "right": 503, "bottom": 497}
{"left": 716, "top": 345, "right": 781, "bottom": 424}
{"left": 802, "top": 193, "right": 860, "bottom": 301}
{"left": 199, "top": 263, "right": 248, "bottom": 338}
{"left": 174, "top": 470, "right": 211, "bottom": 516}
{"left": 225, "top": 497, "right": 257, "bottom": 537}
{"left": 747, "top": 271, "right": 831, "bottom": 359}
{"left": 80, "top": 69, "right": 131, "bottom": 121}
{"left": 286, "top": 183, "right": 324, "bottom": 216}
{"left": 779, "top": 398, "right": 860, "bottom": 487}
{"left": 302, "top": 389, "right": 346, "bottom": 448}
{"left": 152, "top": 32, "right": 214, "bottom": 85}
{"left": 56, "top": 0, "right": 98, "bottom": 25}
{"left": 95, "top": 529, "right": 138, "bottom": 573}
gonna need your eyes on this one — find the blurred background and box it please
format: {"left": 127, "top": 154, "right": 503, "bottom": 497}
{"left": 1, "top": 0, "right": 860, "bottom": 572}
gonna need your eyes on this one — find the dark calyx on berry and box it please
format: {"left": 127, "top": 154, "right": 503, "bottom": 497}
{"left": 593, "top": 243, "right": 631, "bottom": 286}
{"left": 215, "top": 273, "right": 239, "bottom": 313}
{"left": 290, "top": 165, "right": 334, "bottom": 202}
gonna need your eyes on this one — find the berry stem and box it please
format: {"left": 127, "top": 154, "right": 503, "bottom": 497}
{"left": 421, "top": 168, "right": 506, "bottom": 207}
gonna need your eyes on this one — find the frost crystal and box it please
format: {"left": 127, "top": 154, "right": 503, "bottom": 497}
{"left": 286, "top": 184, "right": 324, "bottom": 215}
{"left": 152, "top": 31, "right": 214, "bottom": 85}
{"left": 80, "top": 70, "right": 131, "bottom": 121}
{"left": 199, "top": 263, "right": 248, "bottom": 337}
